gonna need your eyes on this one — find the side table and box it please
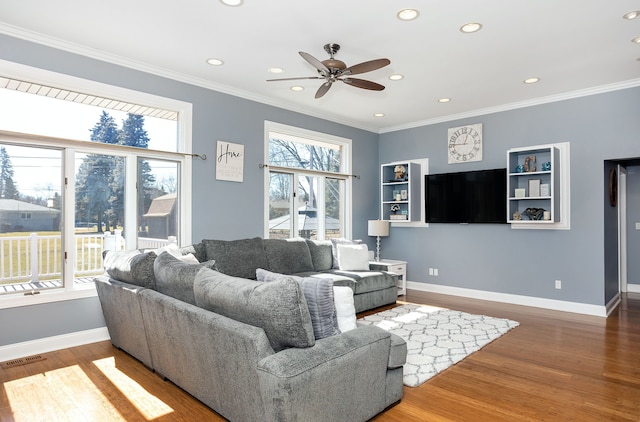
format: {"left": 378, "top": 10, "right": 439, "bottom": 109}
{"left": 369, "top": 259, "right": 407, "bottom": 296}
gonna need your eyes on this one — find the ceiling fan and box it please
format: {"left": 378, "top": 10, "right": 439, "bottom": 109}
{"left": 267, "top": 43, "right": 391, "bottom": 99}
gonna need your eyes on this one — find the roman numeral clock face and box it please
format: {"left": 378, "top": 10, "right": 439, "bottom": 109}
{"left": 448, "top": 123, "right": 483, "bottom": 164}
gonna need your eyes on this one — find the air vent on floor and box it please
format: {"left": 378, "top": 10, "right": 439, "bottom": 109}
{"left": 0, "top": 354, "right": 46, "bottom": 369}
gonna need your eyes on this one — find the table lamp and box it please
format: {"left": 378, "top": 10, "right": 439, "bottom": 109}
{"left": 368, "top": 219, "right": 390, "bottom": 262}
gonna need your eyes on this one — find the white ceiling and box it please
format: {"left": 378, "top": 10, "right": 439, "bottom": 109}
{"left": 1, "top": 0, "right": 639, "bottom": 133}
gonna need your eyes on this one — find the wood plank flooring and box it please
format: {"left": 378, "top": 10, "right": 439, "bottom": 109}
{"left": 1, "top": 291, "right": 639, "bottom": 421}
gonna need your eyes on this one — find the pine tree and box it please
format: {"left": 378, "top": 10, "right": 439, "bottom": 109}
{"left": 0, "top": 147, "right": 20, "bottom": 199}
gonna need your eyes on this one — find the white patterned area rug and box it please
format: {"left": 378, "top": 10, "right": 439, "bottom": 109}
{"left": 358, "top": 303, "right": 519, "bottom": 387}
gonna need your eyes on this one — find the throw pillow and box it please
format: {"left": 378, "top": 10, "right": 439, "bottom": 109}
{"left": 333, "top": 286, "right": 357, "bottom": 332}
{"left": 202, "top": 237, "right": 268, "bottom": 279}
{"left": 153, "top": 251, "right": 216, "bottom": 305}
{"left": 336, "top": 243, "right": 370, "bottom": 271}
{"left": 103, "top": 249, "right": 157, "bottom": 289}
{"left": 330, "top": 238, "right": 363, "bottom": 269}
{"left": 263, "top": 238, "right": 315, "bottom": 274}
{"left": 256, "top": 268, "right": 341, "bottom": 340}
{"left": 194, "top": 268, "right": 315, "bottom": 352}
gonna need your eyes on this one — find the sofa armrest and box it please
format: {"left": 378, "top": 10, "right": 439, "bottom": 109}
{"left": 257, "top": 325, "right": 397, "bottom": 422}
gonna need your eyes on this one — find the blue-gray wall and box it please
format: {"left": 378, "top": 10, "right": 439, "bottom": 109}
{"left": 1, "top": 33, "right": 638, "bottom": 348}
{"left": 379, "top": 88, "right": 640, "bottom": 307}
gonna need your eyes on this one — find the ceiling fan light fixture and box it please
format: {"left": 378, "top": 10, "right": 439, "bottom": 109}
{"left": 623, "top": 11, "right": 639, "bottom": 20}
{"left": 397, "top": 9, "right": 419, "bottom": 21}
{"left": 206, "top": 58, "right": 224, "bottom": 66}
{"left": 524, "top": 77, "right": 540, "bottom": 84}
{"left": 219, "top": 0, "right": 243, "bottom": 6}
{"left": 389, "top": 74, "right": 404, "bottom": 81}
{"left": 460, "top": 22, "right": 482, "bottom": 33}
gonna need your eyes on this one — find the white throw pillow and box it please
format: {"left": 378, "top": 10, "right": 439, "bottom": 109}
{"left": 333, "top": 286, "right": 357, "bottom": 332}
{"left": 336, "top": 243, "right": 370, "bottom": 271}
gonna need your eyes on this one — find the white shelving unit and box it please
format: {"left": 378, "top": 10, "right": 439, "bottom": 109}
{"left": 380, "top": 161, "right": 421, "bottom": 223}
{"left": 507, "top": 142, "right": 570, "bottom": 230}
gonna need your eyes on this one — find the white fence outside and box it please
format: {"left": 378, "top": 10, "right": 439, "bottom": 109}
{"left": 0, "top": 232, "right": 174, "bottom": 286}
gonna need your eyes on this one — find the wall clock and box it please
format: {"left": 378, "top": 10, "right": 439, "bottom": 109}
{"left": 447, "top": 123, "right": 483, "bottom": 164}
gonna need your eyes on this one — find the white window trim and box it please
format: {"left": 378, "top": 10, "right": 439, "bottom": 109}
{"left": 0, "top": 60, "right": 193, "bottom": 309}
{"left": 264, "top": 120, "right": 352, "bottom": 239}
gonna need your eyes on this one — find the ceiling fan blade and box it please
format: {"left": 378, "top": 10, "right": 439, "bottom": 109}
{"left": 340, "top": 58, "right": 390, "bottom": 76}
{"left": 267, "top": 76, "right": 322, "bottom": 82}
{"left": 341, "top": 78, "right": 386, "bottom": 91}
{"left": 299, "top": 51, "right": 330, "bottom": 76}
{"left": 315, "top": 81, "right": 332, "bottom": 98}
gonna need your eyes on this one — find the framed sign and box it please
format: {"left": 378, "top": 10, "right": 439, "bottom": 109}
{"left": 216, "top": 141, "right": 244, "bottom": 182}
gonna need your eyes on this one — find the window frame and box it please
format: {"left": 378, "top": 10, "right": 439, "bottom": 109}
{"left": 0, "top": 61, "right": 193, "bottom": 309}
{"left": 264, "top": 120, "right": 352, "bottom": 240}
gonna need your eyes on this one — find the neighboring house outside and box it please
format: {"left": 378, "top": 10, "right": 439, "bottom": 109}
{"left": 142, "top": 193, "right": 176, "bottom": 239}
{"left": 0, "top": 199, "right": 60, "bottom": 232}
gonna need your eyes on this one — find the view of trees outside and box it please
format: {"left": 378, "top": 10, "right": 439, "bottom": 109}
{"left": 0, "top": 107, "right": 177, "bottom": 290}
{"left": 268, "top": 135, "right": 344, "bottom": 239}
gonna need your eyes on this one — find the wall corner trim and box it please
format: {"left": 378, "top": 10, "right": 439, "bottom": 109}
{"left": 407, "top": 281, "right": 607, "bottom": 317}
{"left": 0, "top": 327, "right": 110, "bottom": 362}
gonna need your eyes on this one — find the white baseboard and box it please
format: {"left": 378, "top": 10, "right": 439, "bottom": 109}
{"left": 407, "top": 281, "right": 608, "bottom": 317}
{"left": 0, "top": 327, "right": 110, "bottom": 362}
{"left": 627, "top": 283, "right": 640, "bottom": 293}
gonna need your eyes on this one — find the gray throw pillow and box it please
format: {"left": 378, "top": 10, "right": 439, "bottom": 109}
{"left": 330, "top": 238, "right": 363, "bottom": 269}
{"left": 103, "top": 249, "right": 157, "bottom": 289}
{"left": 305, "top": 239, "right": 333, "bottom": 271}
{"left": 256, "top": 268, "right": 341, "bottom": 340}
{"left": 263, "top": 238, "right": 314, "bottom": 274}
{"left": 194, "top": 268, "right": 315, "bottom": 352}
{"left": 202, "top": 237, "right": 268, "bottom": 279}
{"left": 153, "top": 251, "right": 217, "bottom": 305}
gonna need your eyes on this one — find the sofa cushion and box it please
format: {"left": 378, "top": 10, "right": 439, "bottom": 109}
{"left": 256, "top": 268, "right": 341, "bottom": 340}
{"left": 194, "top": 268, "right": 315, "bottom": 352}
{"left": 180, "top": 242, "right": 207, "bottom": 263}
{"left": 103, "top": 249, "right": 157, "bottom": 289}
{"left": 330, "top": 238, "right": 363, "bottom": 269}
{"left": 153, "top": 252, "right": 217, "bottom": 305}
{"left": 336, "top": 243, "right": 370, "bottom": 271}
{"left": 322, "top": 270, "right": 396, "bottom": 294}
{"left": 305, "top": 239, "right": 333, "bottom": 271}
{"left": 202, "top": 237, "right": 268, "bottom": 279}
{"left": 263, "top": 238, "right": 314, "bottom": 274}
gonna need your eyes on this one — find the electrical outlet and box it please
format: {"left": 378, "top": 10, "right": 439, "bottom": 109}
{"left": 555, "top": 279, "right": 562, "bottom": 289}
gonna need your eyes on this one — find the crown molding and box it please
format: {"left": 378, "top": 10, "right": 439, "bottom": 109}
{"left": 2, "top": 23, "right": 639, "bottom": 135}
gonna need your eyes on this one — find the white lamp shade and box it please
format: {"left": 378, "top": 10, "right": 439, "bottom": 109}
{"left": 368, "top": 220, "right": 390, "bottom": 237}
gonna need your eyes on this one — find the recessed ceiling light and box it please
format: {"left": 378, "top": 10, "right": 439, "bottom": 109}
{"left": 524, "top": 77, "right": 540, "bottom": 84}
{"left": 220, "top": 0, "right": 243, "bottom": 6}
{"left": 397, "top": 9, "right": 419, "bottom": 21}
{"left": 374, "top": 113, "right": 385, "bottom": 117}
{"left": 633, "top": 37, "right": 640, "bottom": 44}
{"left": 460, "top": 22, "right": 482, "bottom": 33}
{"left": 206, "top": 58, "right": 224, "bottom": 66}
{"left": 388, "top": 74, "right": 404, "bottom": 81}
{"left": 438, "top": 98, "right": 451, "bottom": 103}
{"left": 623, "top": 11, "right": 639, "bottom": 20}
{"left": 268, "top": 67, "right": 284, "bottom": 74}
{"left": 290, "top": 86, "right": 304, "bottom": 91}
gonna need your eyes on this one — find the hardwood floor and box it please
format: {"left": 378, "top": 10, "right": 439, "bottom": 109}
{"left": 1, "top": 291, "right": 639, "bottom": 421}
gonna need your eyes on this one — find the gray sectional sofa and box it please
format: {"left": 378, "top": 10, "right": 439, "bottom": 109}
{"left": 95, "top": 237, "right": 406, "bottom": 422}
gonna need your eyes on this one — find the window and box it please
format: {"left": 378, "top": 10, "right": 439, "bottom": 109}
{"left": 265, "top": 121, "right": 352, "bottom": 240}
{"left": 0, "top": 62, "right": 192, "bottom": 307}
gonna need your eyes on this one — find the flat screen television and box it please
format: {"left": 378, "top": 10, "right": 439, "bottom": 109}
{"left": 425, "top": 168, "right": 507, "bottom": 224}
